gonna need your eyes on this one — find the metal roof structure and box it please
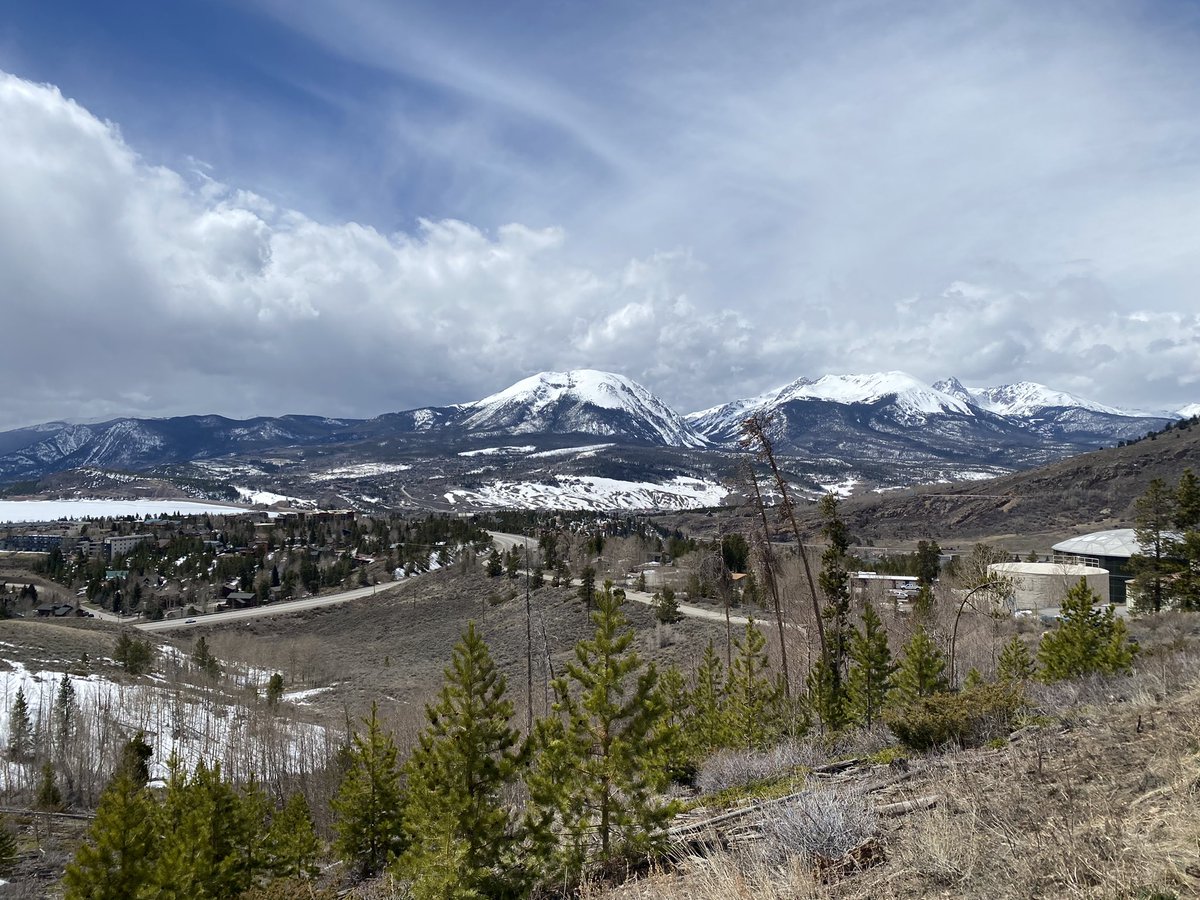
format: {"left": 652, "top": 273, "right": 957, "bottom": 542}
{"left": 1052, "top": 529, "right": 1158, "bottom": 559}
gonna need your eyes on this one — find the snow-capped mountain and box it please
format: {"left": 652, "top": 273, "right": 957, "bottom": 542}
{"left": 0, "top": 368, "right": 1184, "bottom": 507}
{"left": 458, "top": 370, "right": 706, "bottom": 448}
{"left": 690, "top": 371, "right": 976, "bottom": 443}
{"left": 687, "top": 370, "right": 1178, "bottom": 477}
{"left": 1179, "top": 403, "right": 1200, "bottom": 419}
{"left": 963, "top": 382, "right": 1132, "bottom": 417}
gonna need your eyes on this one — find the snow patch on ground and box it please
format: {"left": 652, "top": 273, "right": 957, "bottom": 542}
{"left": 234, "top": 487, "right": 315, "bottom": 508}
{"left": 444, "top": 476, "right": 727, "bottom": 511}
{"left": 308, "top": 463, "right": 412, "bottom": 480}
{"left": 817, "top": 477, "right": 860, "bottom": 497}
{"left": 282, "top": 686, "right": 334, "bottom": 704}
{"left": 0, "top": 661, "right": 326, "bottom": 787}
{"left": 527, "top": 443, "right": 615, "bottom": 458}
{"left": 457, "top": 445, "right": 537, "bottom": 457}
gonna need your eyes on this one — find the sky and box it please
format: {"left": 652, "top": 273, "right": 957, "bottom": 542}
{"left": 2, "top": 0, "right": 1200, "bottom": 431}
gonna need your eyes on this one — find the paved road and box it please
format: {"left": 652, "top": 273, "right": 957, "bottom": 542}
{"left": 135, "top": 582, "right": 405, "bottom": 632}
{"left": 488, "top": 531, "right": 537, "bottom": 553}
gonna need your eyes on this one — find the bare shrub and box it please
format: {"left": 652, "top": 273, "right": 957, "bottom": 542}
{"left": 757, "top": 787, "right": 876, "bottom": 866}
{"left": 695, "top": 741, "right": 812, "bottom": 795}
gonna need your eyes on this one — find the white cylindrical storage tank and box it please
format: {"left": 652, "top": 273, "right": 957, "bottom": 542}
{"left": 987, "top": 562, "right": 1110, "bottom": 612}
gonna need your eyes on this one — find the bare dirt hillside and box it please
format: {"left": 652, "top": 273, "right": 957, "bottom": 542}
{"left": 827, "top": 423, "right": 1200, "bottom": 545}
{"left": 660, "top": 422, "right": 1198, "bottom": 549}
{"left": 191, "top": 565, "right": 736, "bottom": 741}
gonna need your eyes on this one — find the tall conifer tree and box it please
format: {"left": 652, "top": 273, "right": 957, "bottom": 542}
{"left": 527, "top": 586, "right": 676, "bottom": 880}
{"left": 892, "top": 628, "right": 948, "bottom": 705}
{"left": 847, "top": 602, "right": 896, "bottom": 727}
{"left": 332, "top": 702, "right": 405, "bottom": 877}
{"left": 63, "top": 738, "right": 158, "bottom": 900}
{"left": 395, "top": 622, "right": 525, "bottom": 899}
{"left": 1038, "top": 578, "right": 1134, "bottom": 681}
{"left": 727, "top": 619, "right": 780, "bottom": 748}
{"left": 7, "top": 687, "right": 32, "bottom": 761}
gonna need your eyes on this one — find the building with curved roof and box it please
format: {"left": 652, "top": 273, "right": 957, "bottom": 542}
{"left": 1051, "top": 528, "right": 1164, "bottom": 604}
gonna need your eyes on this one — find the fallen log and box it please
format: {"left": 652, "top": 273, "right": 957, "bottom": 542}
{"left": 876, "top": 795, "right": 940, "bottom": 817}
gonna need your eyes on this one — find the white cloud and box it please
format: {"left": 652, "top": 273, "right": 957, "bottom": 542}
{"left": 0, "top": 72, "right": 764, "bottom": 429}
{"left": 5, "top": 0, "right": 1200, "bottom": 432}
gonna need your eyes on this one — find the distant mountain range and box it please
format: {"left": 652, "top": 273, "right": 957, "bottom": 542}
{"left": 0, "top": 369, "right": 1192, "bottom": 511}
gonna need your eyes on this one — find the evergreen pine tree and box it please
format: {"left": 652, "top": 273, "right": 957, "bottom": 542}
{"left": 727, "top": 619, "right": 780, "bottom": 749}
{"left": 653, "top": 586, "right": 680, "bottom": 624}
{"left": 963, "top": 667, "right": 985, "bottom": 690}
{"left": 1176, "top": 468, "right": 1200, "bottom": 530}
{"left": 578, "top": 566, "right": 597, "bottom": 609}
{"left": 62, "top": 739, "right": 159, "bottom": 900}
{"left": 8, "top": 687, "right": 32, "bottom": 761}
{"left": 812, "top": 494, "right": 852, "bottom": 732}
{"left": 192, "top": 637, "right": 221, "bottom": 679}
{"left": 55, "top": 674, "right": 76, "bottom": 752}
{"left": 1129, "top": 477, "right": 1179, "bottom": 612}
{"left": 36, "top": 762, "right": 62, "bottom": 811}
{"left": 394, "top": 622, "right": 525, "bottom": 899}
{"left": 685, "top": 640, "right": 730, "bottom": 755}
{"left": 1038, "top": 578, "right": 1135, "bottom": 681}
{"left": 266, "top": 673, "right": 285, "bottom": 707}
{"left": 847, "top": 602, "right": 896, "bottom": 728}
{"left": 486, "top": 548, "right": 503, "bottom": 577}
{"left": 892, "top": 628, "right": 949, "bottom": 705}
{"left": 267, "top": 793, "right": 322, "bottom": 881}
{"left": 1174, "top": 469, "right": 1200, "bottom": 610}
{"left": 997, "top": 636, "right": 1036, "bottom": 683}
{"left": 526, "top": 585, "right": 677, "bottom": 880}
{"left": 332, "top": 702, "right": 405, "bottom": 877}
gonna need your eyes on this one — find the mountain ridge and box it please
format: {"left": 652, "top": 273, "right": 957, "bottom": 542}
{"left": 0, "top": 369, "right": 1191, "bottom": 509}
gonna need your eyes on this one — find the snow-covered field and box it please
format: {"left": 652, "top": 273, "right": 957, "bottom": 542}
{"left": 234, "top": 486, "right": 317, "bottom": 508}
{"left": 817, "top": 477, "right": 861, "bottom": 497}
{"left": 0, "top": 499, "right": 252, "bottom": 524}
{"left": 445, "top": 475, "right": 727, "bottom": 511}
{"left": 527, "top": 443, "right": 615, "bottom": 459}
{"left": 308, "top": 462, "right": 412, "bottom": 480}
{"left": 457, "top": 445, "right": 536, "bottom": 457}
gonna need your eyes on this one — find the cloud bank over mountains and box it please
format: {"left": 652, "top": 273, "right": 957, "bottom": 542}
{"left": 2, "top": 0, "right": 1200, "bottom": 429}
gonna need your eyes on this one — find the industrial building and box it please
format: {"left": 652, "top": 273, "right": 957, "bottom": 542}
{"left": 1050, "top": 529, "right": 1155, "bottom": 605}
{"left": 988, "top": 561, "right": 1110, "bottom": 612}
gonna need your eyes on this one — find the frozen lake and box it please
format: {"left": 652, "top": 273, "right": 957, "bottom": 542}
{"left": 0, "top": 498, "right": 253, "bottom": 524}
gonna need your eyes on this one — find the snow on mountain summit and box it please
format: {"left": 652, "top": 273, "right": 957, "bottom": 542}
{"left": 773, "top": 372, "right": 974, "bottom": 418}
{"left": 688, "top": 371, "right": 974, "bottom": 438}
{"left": 965, "top": 382, "right": 1133, "bottom": 417}
{"left": 460, "top": 370, "right": 706, "bottom": 447}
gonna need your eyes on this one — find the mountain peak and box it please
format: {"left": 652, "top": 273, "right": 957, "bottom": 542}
{"left": 967, "top": 381, "right": 1128, "bottom": 417}
{"left": 932, "top": 376, "right": 973, "bottom": 403}
{"left": 461, "top": 370, "right": 706, "bottom": 447}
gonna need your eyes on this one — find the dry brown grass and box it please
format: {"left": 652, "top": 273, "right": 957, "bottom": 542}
{"left": 601, "top": 653, "right": 1200, "bottom": 900}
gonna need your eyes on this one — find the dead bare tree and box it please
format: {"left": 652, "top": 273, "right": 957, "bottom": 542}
{"left": 740, "top": 414, "right": 826, "bottom": 660}
{"left": 740, "top": 459, "right": 792, "bottom": 697}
